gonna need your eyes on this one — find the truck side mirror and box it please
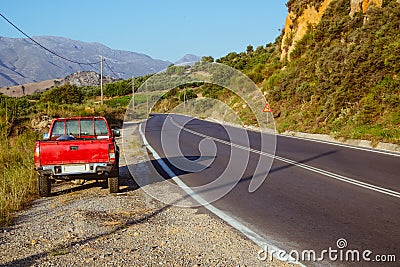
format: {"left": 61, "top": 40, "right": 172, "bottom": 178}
{"left": 43, "top": 133, "right": 49, "bottom": 140}
{"left": 112, "top": 129, "right": 121, "bottom": 137}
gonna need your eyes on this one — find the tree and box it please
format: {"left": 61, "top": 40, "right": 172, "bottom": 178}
{"left": 246, "top": 45, "right": 254, "bottom": 54}
{"left": 41, "top": 83, "right": 83, "bottom": 104}
{"left": 201, "top": 56, "right": 214, "bottom": 63}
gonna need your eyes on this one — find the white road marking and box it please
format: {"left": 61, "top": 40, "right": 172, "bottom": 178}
{"left": 277, "top": 134, "right": 400, "bottom": 158}
{"left": 204, "top": 114, "right": 400, "bottom": 157}
{"left": 138, "top": 123, "right": 305, "bottom": 267}
{"left": 170, "top": 117, "right": 400, "bottom": 199}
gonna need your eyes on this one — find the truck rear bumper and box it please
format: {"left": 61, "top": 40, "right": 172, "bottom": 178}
{"left": 35, "top": 163, "right": 115, "bottom": 177}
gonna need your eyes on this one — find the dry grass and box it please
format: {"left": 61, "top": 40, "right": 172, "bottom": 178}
{"left": 0, "top": 129, "right": 38, "bottom": 226}
{"left": 0, "top": 79, "right": 61, "bottom": 97}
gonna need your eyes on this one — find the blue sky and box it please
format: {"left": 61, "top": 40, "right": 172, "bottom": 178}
{"left": 0, "top": 1, "right": 288, "bottom": 62}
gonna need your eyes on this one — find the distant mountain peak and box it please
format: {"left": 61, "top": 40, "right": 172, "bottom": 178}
{"left": 174, "top": 54, "right": 202, "bottom": 65}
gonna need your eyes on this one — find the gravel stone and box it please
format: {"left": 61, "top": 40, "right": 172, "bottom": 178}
{"left": 0, "top": 155, "right": 292, "bottom": 267}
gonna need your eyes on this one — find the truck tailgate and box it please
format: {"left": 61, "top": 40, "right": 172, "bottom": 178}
{"left": 39, "top": 139, "right": 111, "bottom": 165}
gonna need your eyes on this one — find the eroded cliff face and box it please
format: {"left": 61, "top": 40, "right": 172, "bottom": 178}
{"left": 350, "top": 0, "right": 383, "bottom": 16}
{"left": 281, "top": 0, "right": 383, "bottom": 61}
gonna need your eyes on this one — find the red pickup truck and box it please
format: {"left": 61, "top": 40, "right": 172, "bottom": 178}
{"left": 34, "top": 116, "right": 120, "bottom": 196}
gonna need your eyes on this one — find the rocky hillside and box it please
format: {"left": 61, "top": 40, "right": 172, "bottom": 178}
{"left": 0, "top": 36, "right": 171, "bottom": 87}
{"left": 218, "top": 0, "right": 400, "bottom": 144}
{"left": 63, "top": 71, "right": 115, "bottom": 87}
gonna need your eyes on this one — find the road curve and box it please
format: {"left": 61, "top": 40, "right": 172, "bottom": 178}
{"left": 141, "top": 113, "right": 400, "bottom": 266}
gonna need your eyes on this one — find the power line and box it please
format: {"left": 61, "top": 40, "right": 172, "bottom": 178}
{"left": 0, "top": 12, "right": 99, "bottom": 68}
{"left": 103, "top": 58, "right": 135, "bottom": 94}
{"left": 86, "top": 62, "right": 99, "bottom": 73}
{"left": 103, "top": 58, "right": 120, "bottom": 78}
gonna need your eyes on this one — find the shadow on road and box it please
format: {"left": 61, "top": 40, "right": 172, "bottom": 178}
{"left": 134, "top": 149, "right": 340, "bottom": 195}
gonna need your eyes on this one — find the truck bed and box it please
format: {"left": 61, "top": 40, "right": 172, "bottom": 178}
{"left": 37, "top": 138, "right": 112, "bottom": 166}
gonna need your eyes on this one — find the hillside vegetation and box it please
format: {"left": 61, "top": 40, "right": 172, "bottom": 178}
{"left": 218, "top": 0, "right": 400, "bottom": 144}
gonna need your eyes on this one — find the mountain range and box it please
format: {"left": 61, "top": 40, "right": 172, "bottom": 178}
{"left": 0, "top": 35, "right": 201, "bottom": 87}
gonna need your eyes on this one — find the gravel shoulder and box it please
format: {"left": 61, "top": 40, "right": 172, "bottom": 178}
{"left": 0, "top": 137, "right": 293, "bottom": 267}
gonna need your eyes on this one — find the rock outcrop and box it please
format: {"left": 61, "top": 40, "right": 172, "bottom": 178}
{"left": 281, "top": 0, "right": 333, "bottom": 60}
{"left": 63, "top": 71, "right": 115, "bottom": 87}
{"left": 350, "top": 0, "right": 383, "bottom": 16}
{"left": 281, "top": 0, "right": 384, "bottom": 61}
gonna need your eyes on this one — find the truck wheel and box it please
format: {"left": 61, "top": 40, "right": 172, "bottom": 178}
{"left": 108, "top": 159, "right": 119, "bottom": 193}
{"left": 108, "top": 176, "right": 119, "bottom": 193}
{"left": 38, "top": 175, "right": 51, "bottom": 197}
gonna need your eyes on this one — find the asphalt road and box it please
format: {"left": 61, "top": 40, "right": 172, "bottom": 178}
{"left": 140, "top": 113, "right": 400, "bottom": 266}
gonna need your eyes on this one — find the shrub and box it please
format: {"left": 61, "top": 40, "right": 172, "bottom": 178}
{"left": 41, "top": 83, "right": 83, "bottom": 104}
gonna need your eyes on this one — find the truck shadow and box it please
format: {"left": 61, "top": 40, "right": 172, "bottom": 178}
{"left": 52, "top": 152, "right": 210, "bottom": 196}
{"left": 51, "top": 165, "right": 140, "bottom": 196}
{"left": 1, "top": 160, "right": 190, "bottom": 267}
{"left": 1, "top": 203, "right": 172, "bottom": 267}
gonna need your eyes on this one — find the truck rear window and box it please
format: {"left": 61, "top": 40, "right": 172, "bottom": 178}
{"left": 52, "top": 121, "right": 65, "bottom": 137}
{"left": 66, "top": 120, "right": 79, "bottom": 135}
{"left": 95, "top": 119, "right": 109, "bottom": 136}
{"left": 51, "top": 118, "right": 109, "bottom": 139}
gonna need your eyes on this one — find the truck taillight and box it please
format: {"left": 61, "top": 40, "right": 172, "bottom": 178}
{"left": 109, "top": 144, "right": 115, "bottom": 162}
{"left": 34, "top": 146, "right": 40, "bottom": 157}
{"left": 34, "top": 143, "right": 40, "bottom": 167}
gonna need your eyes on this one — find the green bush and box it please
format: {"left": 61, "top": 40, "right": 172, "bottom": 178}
{"left": 41, "top": 83, "right": 83, "bottom": 104}
{"left": 104, "top": 79, "right": 132, "bottom": 97}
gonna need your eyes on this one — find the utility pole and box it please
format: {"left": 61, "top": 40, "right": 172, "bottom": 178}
{"left": 100, "top": 55, "right": 103, "bottom": 105}
{"left": 146, "top": 82, "right": 149, "bottom": 117}
{"left": 183, "top": 88, "right": 186, "bottom": 110}
{"left": 132, "top": 76, "right": 135, "bottom": 111}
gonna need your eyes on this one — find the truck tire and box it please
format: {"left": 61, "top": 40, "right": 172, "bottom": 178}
{"left": 38, "top": 175, "right": 51, "bottom": 197}
{"left": 108, "top": 176, "right": 119, "bottom": 193}
{"left": 108, "top": 153, "right": 120, "bottom": 193}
